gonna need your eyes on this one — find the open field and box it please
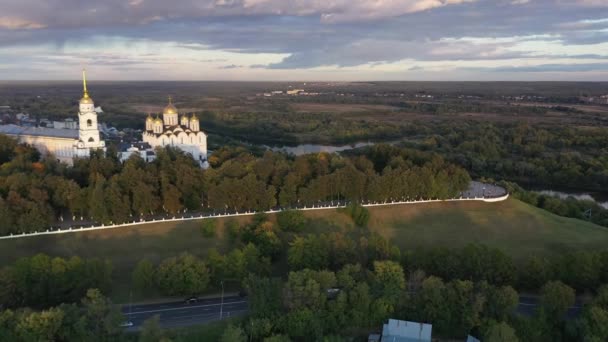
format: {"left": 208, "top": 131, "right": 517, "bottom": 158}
{"left": 290, "top": 103, "right": 399, "bottom": 113}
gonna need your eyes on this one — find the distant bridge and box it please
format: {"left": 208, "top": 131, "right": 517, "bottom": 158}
{"left": 0, "top": 181, "right": 507, "bottom": 240}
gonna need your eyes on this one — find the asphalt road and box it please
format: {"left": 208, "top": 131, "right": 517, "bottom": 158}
{"left": 121, "top": 295, "right": 248, "bottom": 331}
{"left": 518, "top": 295, "right": 582, "bottom": 318}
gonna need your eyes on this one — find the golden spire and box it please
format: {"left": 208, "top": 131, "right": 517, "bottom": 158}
{"left": 82, "top": 69, "right": 90, "bottom": 98}
{"left": 168, "top": 95, "right": 172, "bottom": 104}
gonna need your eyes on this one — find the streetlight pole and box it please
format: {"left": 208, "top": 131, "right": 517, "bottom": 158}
{"left": 219, "top": 280, "right": 224, "bottom": 320}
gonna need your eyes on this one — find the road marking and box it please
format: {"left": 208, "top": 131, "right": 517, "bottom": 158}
{"left": 128, "top": 300, "right": 247, "bottom": 315}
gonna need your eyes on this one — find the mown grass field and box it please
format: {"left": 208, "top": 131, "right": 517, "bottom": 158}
{"left": 1, "top": 198, "right": 606, "bottom": 300}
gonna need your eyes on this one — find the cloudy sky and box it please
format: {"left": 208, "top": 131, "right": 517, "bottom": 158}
{"left": 0, "top": 0, "right": 607, "bottom": 81}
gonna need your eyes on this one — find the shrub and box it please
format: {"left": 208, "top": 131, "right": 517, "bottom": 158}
{"left": 343, "top": 203, "right": 370, "bottom": 227}
{"left": 277, "top": 210, "right": 306, "bottom": 232}
{"left": 201, "top": 220, "right": 217, "bottom": 238}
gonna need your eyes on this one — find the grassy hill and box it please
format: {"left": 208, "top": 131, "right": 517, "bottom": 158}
{"left": 1, "top": 198, "right": 606, "bottom": 300}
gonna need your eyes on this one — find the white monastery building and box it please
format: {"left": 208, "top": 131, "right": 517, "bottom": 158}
{"left": 0, "top": 70, "right": 106, "bottom": 165}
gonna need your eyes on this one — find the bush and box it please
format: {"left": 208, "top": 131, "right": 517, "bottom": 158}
{"left": 277, "top": 210, "right": 306, "bottom": 232}
{"left": 201, "top": 220, "right": 217, "bottom": 238}
{"left": 156, "top": 253, "right": 210, "bottom": 296}
{"left": 342, "top": 203, "right": 370, "bottom": 227}
{"left": 226, "top": 219, "right": 241, "bottom": 241}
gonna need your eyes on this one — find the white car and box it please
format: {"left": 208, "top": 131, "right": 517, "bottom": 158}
{"left": 120, "top": 321, "right": 134, "bottom": 327}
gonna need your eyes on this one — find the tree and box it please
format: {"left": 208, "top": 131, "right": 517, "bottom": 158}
{"left": 156, "top": 253, "right": 210, "bottom": 296}
{"left": 283, "top": 269, "right": 336, "bottom": 311}
{"left": 243, "top": 275, "right": 282, "bottom": 319}
{"left": 287, "top": 235, "right": 329, "bottom": 271}
{"left": 80, "top": 289, "right": 124, "bottom": 341}
{"left": 264, "top": 335, "right": 291, "bottom": 342}
{"left": 284, "top": 308, "right": 322, "bottom": 340}
{"left": 277, "top": 210, "right": 306, "bottom": 232}
{"left": 105, "top": 176, "right": 131, "bottom": 224}
{"left": 343, "top": 203, "right": 370, "bottom": 226}
{"left": 577, "top": 306, "right": 608, "bottom": 341}
{"left": 519, "top": 256, "right": 552, "bottom": 290}
{"left": 484, "top": 321, "right": 519, "bottom": 342}
{"left": 201, "top": 220, "right": 216, "bottom": 238}
{"left": 373, "top": 260, "right": 405, "bottom": 302}
{"left": 484, "top": 285, "right": 519, "bottom": 322}
{"left": 89, "top": 174, "right": 109, "bottom": 223}
{"left": 540, "top": 281, "right": 575, "bottom": 321}
{"left": 417, "top": 276, "right": 446, "bottom": 327}
{"left": 0, "top": 267, "right": 16, "bottom": 308}
{"left": 242, "top": 220, "right": 282, "bottom": 259}
{"left": 132, "top": 259, "right": 155, "bottom": 295}
{"left": 15, "top": 307, "right": 65, "bottom": 342}
{"left": 556, "top": 251, "right": 601, "bottom": 291}
{"left": 139, "top": 315, "right": 167, "bottom": 342}
{"left": 220, "top": 324, "right": 246, "bottom": 342}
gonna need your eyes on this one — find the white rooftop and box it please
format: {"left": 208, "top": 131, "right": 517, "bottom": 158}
{"left": 0, "top": 124, "right": 78, "bottom": 139}
{"left": 381, "top": 319, "right": 432, "bottom": 342}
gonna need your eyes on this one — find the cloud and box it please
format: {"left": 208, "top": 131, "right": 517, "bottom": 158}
{"left": 0, "top": 0, "right": 607, "bottom": 80}
{"left": 0, "top": 0, "right": 478, "bottom": 30}
{"left": 219, "top": 64, "right": 243, "bottom": 69}
{"left": 473, "top": 63, "right": 608, "bottom": 73}
{"left": 0, "top": 16, "right": 45, "bottom": 29}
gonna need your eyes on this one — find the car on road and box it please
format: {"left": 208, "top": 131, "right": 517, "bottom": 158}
{"left": 120, "top": 321, "right": 133, "bottom": 328}
{"left": 185, "top": 296, "right": 199, "bottom": 304}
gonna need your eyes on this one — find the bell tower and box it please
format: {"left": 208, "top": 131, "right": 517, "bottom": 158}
{"left": 74, "top": 69, "right": 105, "bottom": 157}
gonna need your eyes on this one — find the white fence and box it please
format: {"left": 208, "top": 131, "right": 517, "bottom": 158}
{"left": 0, "top": 193, "right": 508, "bottom": 240}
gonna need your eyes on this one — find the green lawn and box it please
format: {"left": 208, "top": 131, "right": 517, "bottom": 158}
{"left": 298, "top": 198, "right": 608, "bottom": 260}
{"left": 1, "top": 198, "right": 606, "bottom": 301}
{"left": 365, "top": 198, "right": 608, "bottom": 260}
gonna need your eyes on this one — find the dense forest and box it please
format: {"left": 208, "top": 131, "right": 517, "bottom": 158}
{"left": 420, "top": 122, "right": 608, "bottom": 191}
{"left": 0, "top": 135, "right": 470, "bottom": 235}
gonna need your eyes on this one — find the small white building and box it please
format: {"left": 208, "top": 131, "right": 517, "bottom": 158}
{"left": 117, "top": 142, "right": 156, "bottom": 163}
{"left": 380, "top": 319, "right": 432, "bottom": 342}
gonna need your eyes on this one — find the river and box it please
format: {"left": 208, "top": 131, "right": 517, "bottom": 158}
{"left": 534, "top": 190, "right": 608, "bottom": 209}
{"left": 267, "top": 142, "right": 377, "bottom": 155}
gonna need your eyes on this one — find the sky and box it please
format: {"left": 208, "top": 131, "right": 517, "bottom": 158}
{"left": 0, "top": 0, "right": 607, "bottom": 81}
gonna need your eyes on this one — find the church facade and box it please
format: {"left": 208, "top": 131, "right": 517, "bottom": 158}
{"left": 139, "top": 97, "right": 208, "bottom": 167}
{"left": 0, "top": 70, "right": 106, "bottom": 165}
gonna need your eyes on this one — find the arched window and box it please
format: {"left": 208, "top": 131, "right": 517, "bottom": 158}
{"left": 88, "top": 137, "right": 94, "bottom": 142}
{"left": 87, "top": 119, "right": 92, "bottom": 127}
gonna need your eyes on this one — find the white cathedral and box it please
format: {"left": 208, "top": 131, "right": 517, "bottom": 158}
{"left": 138, "top": 97, "right": 208, "bottom": 167}
{"left": 0, "top": 70, "right": 208, "bottom": 168}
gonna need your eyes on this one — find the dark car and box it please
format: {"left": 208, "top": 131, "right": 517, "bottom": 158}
{"left": 185, "top": 296, "right": 198, "bottom": 304}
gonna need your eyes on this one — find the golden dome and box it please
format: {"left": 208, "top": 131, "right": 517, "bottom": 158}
{"left": 80, "top": 95, "right": 94, "bottom": 104}
{"left": 190, "top": 114, "right": 199, "bottom": 121}
{"left": 80, "top": 69, "right": 94, "bottom": 104}
{"left": 154, "top": 116, "right": 163, "bottom": 123}
{"left": 146, "top": 113, "right": 154, "bottom": 122}
{"left": 163, "top": 96, "right": 177, "bottom": 115}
